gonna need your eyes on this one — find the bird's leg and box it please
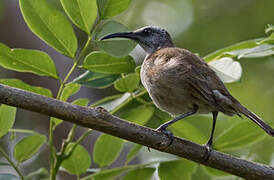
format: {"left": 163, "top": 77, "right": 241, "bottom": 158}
{"left": 204, "top": 111, "right": 218, "bottom": 161}
{"left": 155, "top": 106, "right": 198, "bottom": 148}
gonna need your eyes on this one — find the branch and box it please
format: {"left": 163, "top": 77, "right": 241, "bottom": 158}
{"left": 0, "top": 84, "right": 273, "bottom": 179}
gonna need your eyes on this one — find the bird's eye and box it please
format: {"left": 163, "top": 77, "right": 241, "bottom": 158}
{"left": 143, "top": 29, "right": 151, "bottom": 34}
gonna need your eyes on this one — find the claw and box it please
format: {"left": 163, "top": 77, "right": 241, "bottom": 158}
{"left": 203, "top": 142, "right": 212, "bottom": 162}
{"left": 147, "top": 126, "right": 175, "bottom": 152}
{"left": 156, "top": 127, "right": 174, "bottom": 147}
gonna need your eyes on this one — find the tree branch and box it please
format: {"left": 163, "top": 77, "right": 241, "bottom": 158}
{"left": 0, "top": 84, "right": 273, "bottom": 179}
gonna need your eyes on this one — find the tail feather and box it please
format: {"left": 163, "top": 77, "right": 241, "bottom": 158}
{"left": 236, "top": 104, "right": 274, "bottom": 137}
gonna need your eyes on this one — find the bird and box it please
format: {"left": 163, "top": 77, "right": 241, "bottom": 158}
{"left": 100, "top": 26, "right": 274, "bottom": 152}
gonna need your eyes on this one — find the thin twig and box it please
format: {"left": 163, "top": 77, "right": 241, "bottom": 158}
{"left": 0, "top": 147, "right": 25, "bottom": 180}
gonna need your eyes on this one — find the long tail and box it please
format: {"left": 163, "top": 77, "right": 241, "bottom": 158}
{"left": 236, "top": 104, "right": 274, "bottom": 137}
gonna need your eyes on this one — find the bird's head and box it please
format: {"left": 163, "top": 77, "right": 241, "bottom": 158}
{"left": 100, "top": 26, "right": 174, "bottom": 54}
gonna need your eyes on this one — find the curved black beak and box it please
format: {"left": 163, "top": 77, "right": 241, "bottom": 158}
{"left": 100, "top": 32, "right": 138, "bottom": 41}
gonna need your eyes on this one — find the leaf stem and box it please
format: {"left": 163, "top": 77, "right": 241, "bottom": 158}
{"left": 64, "top": 129, "right": 92, "bottom": 160}
{"left": 110, "top": 90, "right": 148, "bottom": 114}
{"left": 9, "top": 128, "right": 36, "bottom": 134}
{"left": 0, "top": 147, "right": 25, "bottom": 180}
{"left": 49, "top": 36, "right": 92, "bottom": 180}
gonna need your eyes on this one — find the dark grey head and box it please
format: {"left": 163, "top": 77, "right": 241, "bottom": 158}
{"left": 100, "top": 26, "right": 174, "bottom": 54}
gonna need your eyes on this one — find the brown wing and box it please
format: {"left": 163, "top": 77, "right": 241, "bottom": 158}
{"left": 174, "top": 48, "right": 239, "bottom": 112}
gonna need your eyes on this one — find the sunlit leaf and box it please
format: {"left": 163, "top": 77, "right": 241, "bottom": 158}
{"left": 158, "top": 159, "right": 197, "bottom": 180}
{"left": 93, "top": 134, "right": 123, "bottom": 167}
{"left": 60, "top": 0, "right": 97, "bottom": 34}
{"left": 114, "top": 73, "right": 140, "bottom": 92}
{"left": 19, "top": 0, "right": 77, "bottom": 57}
{"left": 60, "top": 83, "right": 81, "bottom": 101}
{"left": 72, "top": 71, "right": 120, "bottom": 89}
{"left": 214, "top": 121, "right": 266, "bottom": 151}
{"left": 97, "top": 0, "right": 132, "bottom": 19}
{"left": 83, "top": 51, "right": 135, "bottom": 74}
{"left": 95, "top": 20, "right": 136, "bottom": 57}
{"left": 61, "top": 143, "right": 91, "bottom": 175}
{"left": 0, "top": 79, "right": 52, "bottom": 97}
{"left": 208, "top": 57, "right": 242, "bottom": 83}
{"left": 0, "top": 105, "right": 16, "bottom": 138}
{"left": 72, "top": 98, "right": 89, "bottom": 107}
{"left": 0, "top": 43, "right": 58, "bottom": 79}
{"left": 122, "top": 168, "right": 155, "bottom": 180}
{"left": 14, "top": 134, "right": 46, "bottom": 163}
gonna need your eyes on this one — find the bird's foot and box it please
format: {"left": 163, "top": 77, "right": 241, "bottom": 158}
{"left": 203, "top": 140, "right": 213, "bottom": 162}
{"left": 156, "top": 125, "right": 174, "bottom": 147}
{"left": 147, "top": 125, "right": 174, "bottom": 152}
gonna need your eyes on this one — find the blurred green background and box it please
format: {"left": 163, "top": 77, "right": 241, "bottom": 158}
{"left": 0, "top": 0, "right": 273, "bottom": 179}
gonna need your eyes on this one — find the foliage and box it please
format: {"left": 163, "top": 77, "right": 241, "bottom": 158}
{"left": 0, "top": 0, "right": 273, "bottom": 180}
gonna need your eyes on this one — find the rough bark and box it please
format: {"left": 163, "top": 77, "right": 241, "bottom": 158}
{"left": 0, "top": 84, "right": 273, "bottom": 179}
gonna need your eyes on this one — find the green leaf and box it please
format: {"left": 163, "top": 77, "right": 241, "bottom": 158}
{"left": 72, "top": 98, "right": 89, "bottom": 107}
{"left": 0, "top": 105, "right": 16, "bottom": 138}
{"left": 14, "top": 134, "right": 46, "bottom": 163}
{"left": 60, "top": 83, "right": 81, "bottom": 101}
{"left": 114, "top": 73, "right": 140, "bottom": 92}
{"left": 135, "top": 66, "right": 141, "bottom": 74}
{"left": 126, "top": 144, "right": 142, "bottom": 164}
{"left": 0, "top": 79, "right": 52, "bottom": 97}
{"left": 94, "top": 93, "right": 131, "bottom": 111}
{"left": 121, "top": 105, "right": 154, "bottom": 125}
{"left": 204, "top": 38, "right": 262, "bottom": 62}
{"left": 0, "top": 43, "right": 58, "bottom": 79}
{"left": 60, "top": 0, "right": 97, "bottom": 34}
{"left": 95, "top": 20, "right": 136, "bottom": 57}
{"left": 202, "top": 166, "right": 230, "bottom": 177}
{"left": 170, "top": 120, "right": 207, "bottom": 144}
{"left": 158, "top": 159, "right": 197, "bottom": 180}
{"left": 81, "top": 166, "right": 131, "bottom": 180}
{"left": 122, "top": 168, "right": 155, "bottom": 180}
{"left": 93, "top": 134, "right": 123, "bottom": 167}
{"left": 91, "top": 94, "right": 123, "bottom": 107}
{"left": 97, "top": 0, "right": 132, "bottom": 19}
{"left": 0, "top": 174, "right": 19, "bottom": 180}
{"left": 204, "top": 36, "right": 274, "bottom": 63}
{"left": 72, "top": 71, "right": 120, "bottom": 89}
{"left": 19, "top": 0, "right": 77, "bottom": 57}
{"left": 237, "top": 44, "right": 274, "bottom": 59}
{"left": 61, "top": 143, "right": 91, "bottom": 175}
{"left": 83, "top": 51, "right": 135, "bottom": 74}
{"left": 214, "top": 121, "right": 266, "bottom": 151}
